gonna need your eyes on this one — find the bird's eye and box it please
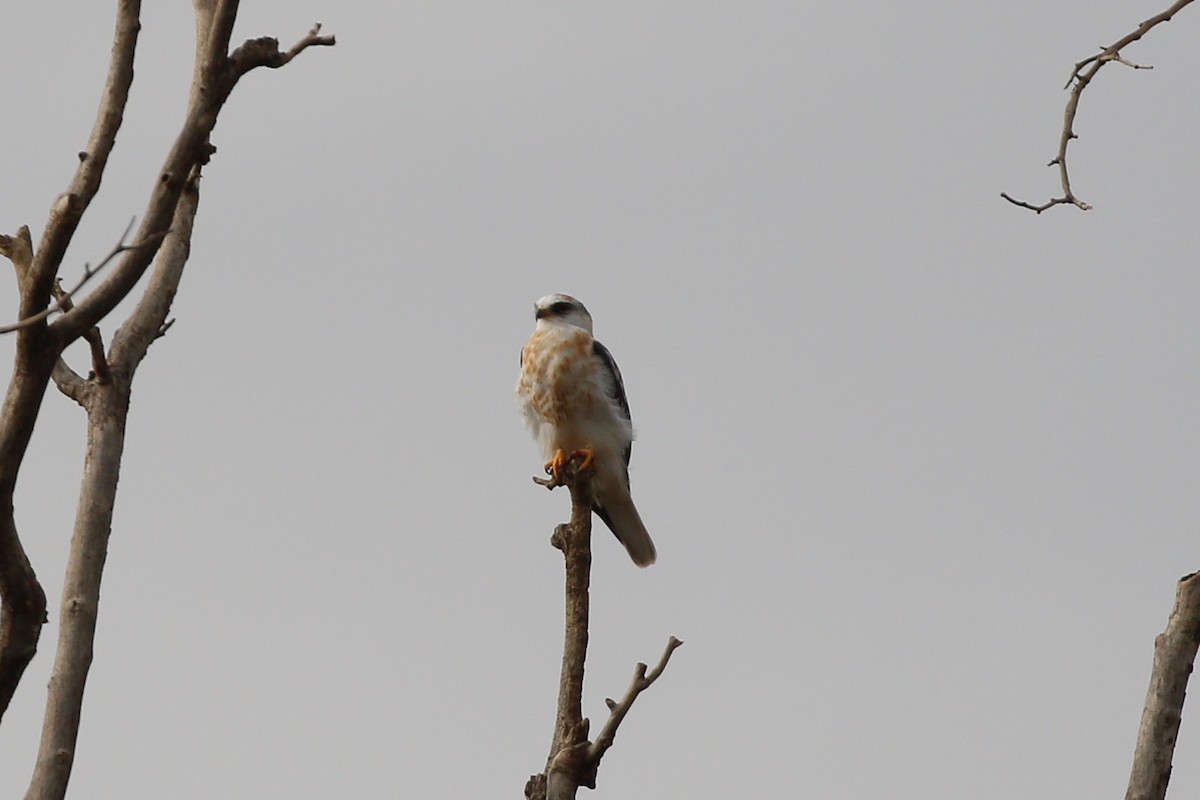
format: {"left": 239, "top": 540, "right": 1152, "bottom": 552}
{"left": 550, "top": 301, "right": 575, "bottom": 314}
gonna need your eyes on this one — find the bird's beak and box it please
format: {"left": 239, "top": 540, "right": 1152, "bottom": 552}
{"left": 535, "top": 307, "right": 550, "bottom": 320}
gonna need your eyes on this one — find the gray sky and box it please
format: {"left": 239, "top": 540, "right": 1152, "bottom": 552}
{"left": 1, "top": 2, "right": 1199, "bottom": 797}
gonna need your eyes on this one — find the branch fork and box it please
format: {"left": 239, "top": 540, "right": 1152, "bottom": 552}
{"left": 526, "top": 465, "right": 682, "bottom": 799}
{"left": 0, "top": 219, "right": 166, "bottom": 336}
{"left": 1, "top": 7, "right": 335, "bottom": 798}
{"left": 537, "top": 637, "right": 684, "bottom": 799}
{"left": 1002, "top": 0, "right": 1194, "bottom": 213}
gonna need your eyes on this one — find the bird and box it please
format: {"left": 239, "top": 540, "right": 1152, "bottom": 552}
{"left": 517, "top": 294, "right": 656, "bottom": 567}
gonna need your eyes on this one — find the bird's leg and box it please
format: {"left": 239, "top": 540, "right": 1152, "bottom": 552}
{"left": 532, "top": 448, "right": 594, "bottom": 489}
{"left": 544, "top": 449, "right": 569, "bottom": 481}
{"left": 568, "top": 447, "right": 595, "bottom": 473}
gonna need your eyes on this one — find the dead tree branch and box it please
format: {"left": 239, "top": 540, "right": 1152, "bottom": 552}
{"left": 0, "top": 220, "right": 161, "bottom": 720}
{"left": 0, "top": 228, "right": 35, "bottom": 292}
{"left": 20, "top": 8, "right": 333, "bottom": 797}
{"left": 0, "top": 222, "right": 162, "bottom": 336}
{"left": 1125, "top": 571, "right": 1200, "bottom": 800}
{"left": 109, "top": 167, "right": 201, "bottom": 370}
{"left": 525, "top": 460, "right": 682, "bottom": 800}
{"left": 49, "top": 19, "right": 329, "bottom": 345}
{"left": 230, "top": 23, "right": 336, "bottom": 78}
{"left": 1001, "top": 0, "right": 1194, "bottom": 213}
{"left": 25, "top": 0, "right": 142, "bottom": 319}
{"left": 24, "top": 378, "right": 130, "bottom": 800}
{"left": 51, "top": 278, "right": 109, "bottom": 386}
{"left": 588, "top": 636, "right": 684, "bottom": 772}
{"left": 0, "top": 360, "right": 54, "bottom": 719}
{"left": 0, "top": 1, "right": 332, "bottom": 765}
{"left": 552, "top": 466, "right": 594, "bottom": 763}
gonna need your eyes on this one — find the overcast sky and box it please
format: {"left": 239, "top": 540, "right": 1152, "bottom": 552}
{"left": 1, "top": 2, "right": 1199, "bottom": 798}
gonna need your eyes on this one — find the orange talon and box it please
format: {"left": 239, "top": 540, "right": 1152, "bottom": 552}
{"left": 569, "top": 447, "right": 595, "bottom": 473}
{"left": 544, "top": 449, "right": 569, "bottom": 481}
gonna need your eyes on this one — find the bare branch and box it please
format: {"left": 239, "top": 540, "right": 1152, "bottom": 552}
{"left": 52, "top": 18, "right": 335, "bottom": 344}
{"left": 999, "top": 192, "right": 1078, "bottom": 215}
{"left": 26, "top": 1, "right": 142, "bottom": 316}
{"left": 525, "top": 461, "right": 593, "bottom": 800}
{"left": 0, "top": 0, "right": 334, "bottom": 733}
{"left": 51, "top": 279, "right": 109, "bottom": 386}
{"left": 0, "top": 360, "right": 55, "bottom": 718}
{"left": 0, "top": 227, "right": 35, "bottom": 291}
{"left": 1102, "top": 52, "right": 1154, "bottom": 71}
{"left": 50, "top": 360, "right": 87, "bottom": 407}
{"left": 549, "top": 461, "right": 595, "bottom": 766}
{"left": 527, "top": 461, "right": 682, "bottom": 800}
{"left": 0, "top": 223, "right": 151, "bottom": 719}
{"left": 1002, "top": 0, "right": 1194, "bottom": 213}
{"left": 229, "top": 23, "right": 336, "bottom": 78}
{"left": 0, "top": 16, "right": 144, "bottom": 671}
{"left": 0, "top": 222, "right": 165, "bottom": 336}
{"left": 1125, "top": 571, "right": 1200, "bottom": 800}
{"left": 587, "top": 636, "right": 684, "bottom": 772}
{"left": 201, "top": 0, "right": 240, "bottom": 70}
{"left": 110, "top": 167, "right": 200, "bottom": 371}
{"left": 25, "top": 378, "right": 129, "bottom": 800}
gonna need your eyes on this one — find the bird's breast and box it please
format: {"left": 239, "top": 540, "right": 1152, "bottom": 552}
{"left": 518, "top": 327, "right": 599, "bottom": 426}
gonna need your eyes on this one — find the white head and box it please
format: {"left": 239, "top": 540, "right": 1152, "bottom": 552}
{"left": 533, "top": 293, "right": 594, "bottom": 334}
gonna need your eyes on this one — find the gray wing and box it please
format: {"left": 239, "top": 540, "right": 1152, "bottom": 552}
{"left": 591, "top": 339, "right": 637, "bottom": 540}
{"left": 591, "top": 339, "right": 632, "bottom": 468}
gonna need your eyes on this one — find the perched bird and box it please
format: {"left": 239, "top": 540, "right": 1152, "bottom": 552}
{"left": 517, "top": 294, "right": 656, "bottom": 567}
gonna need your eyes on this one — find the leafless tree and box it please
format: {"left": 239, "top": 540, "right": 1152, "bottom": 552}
{"left": 1002, "top": 0, "right": 1194, "bottom": 213}
{"left": 0, "top": 3, "right": 332, "bottom": 798}
{"left": 524, "top": 462, "right": 682, "bottom": 800}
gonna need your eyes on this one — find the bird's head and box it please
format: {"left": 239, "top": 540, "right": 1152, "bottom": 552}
{"left": 533, "top": 294, "right": 594, "bottom": 334}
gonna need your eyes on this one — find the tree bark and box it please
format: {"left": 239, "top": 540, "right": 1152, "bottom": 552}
{"left": 550, "top": 474, "right": 594, "bottom": 770}
{"left": 1126, "top": 571, "right": 1200, "bottom": 800}
{"left": 0, "top": 0, "right": 145, "bottom": 720}
{"left": 25, "top": 159, "right": 203, "bottom": 800}
{"left": 0, "top": 355, "right": 56, "bottom": 715}
{"left": 25, "top": 379, "right": 130, "bottom": 800}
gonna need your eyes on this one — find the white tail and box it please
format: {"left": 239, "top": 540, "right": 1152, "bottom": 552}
{"left": 595, "top": 493, "right": 656, "bottom": 567}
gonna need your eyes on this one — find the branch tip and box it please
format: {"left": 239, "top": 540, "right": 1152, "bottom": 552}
{"left": 229, "top": 21, "right": 336, "bottom": 78}
{"left": 1006, "top": 0, "right": 1194, "bottom": 213}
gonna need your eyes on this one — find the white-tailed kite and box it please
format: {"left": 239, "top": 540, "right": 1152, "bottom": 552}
{"left": 517, "top": 294, "right": 656, "bottom": 567}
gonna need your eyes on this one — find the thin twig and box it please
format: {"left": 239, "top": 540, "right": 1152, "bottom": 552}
{"left": 53, "top": 20, "right": 334, "bottom": 345}
{"left": 998, "top": 192, "right": 1077, "bottom": 214}
{"left": 0, "top": 221, "right": 165, "bottom": 335}
{"left": 1002, "top": 0, "right": 1194, "bottom": 213}
{"left": 586, "top": 636, "right": 684, "bottom": 777}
